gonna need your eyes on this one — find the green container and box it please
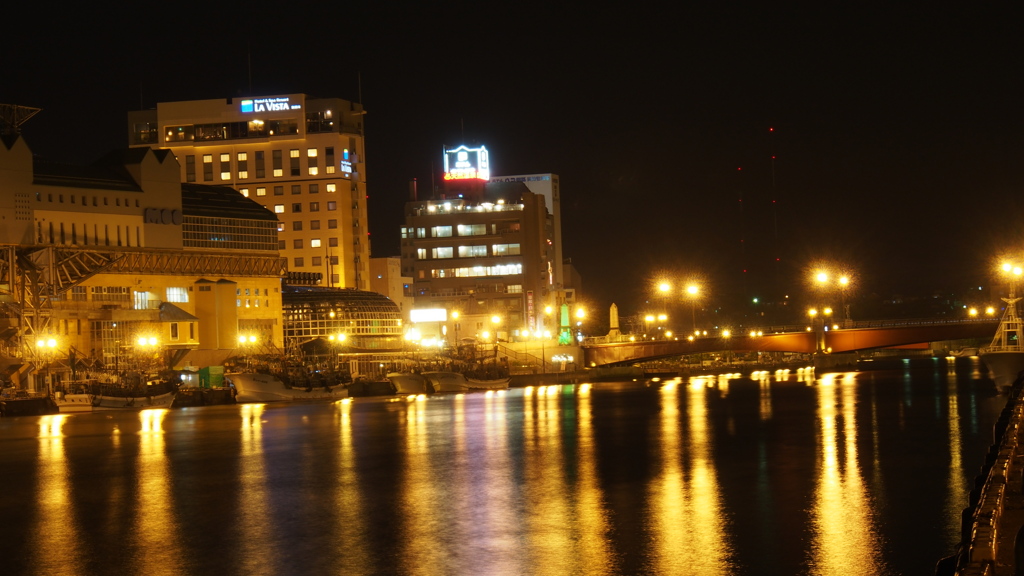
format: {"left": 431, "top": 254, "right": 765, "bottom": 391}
{"left": 198, "top": 365, "right": 225, "bottom": 389}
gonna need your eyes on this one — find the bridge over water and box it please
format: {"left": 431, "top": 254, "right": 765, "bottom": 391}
{"left": 582, "top": 317, "right": 999, "bottom": 367}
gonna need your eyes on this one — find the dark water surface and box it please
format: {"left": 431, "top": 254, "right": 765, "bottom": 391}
{"left": 0, "top": 357, "right": 1005, "bottom": 575}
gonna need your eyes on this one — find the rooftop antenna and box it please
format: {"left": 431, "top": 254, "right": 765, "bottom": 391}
{"left": 247, "top": 42, "right": 253, "bottom": 94}
{"left": 0, "top": 104, "right": 42, "bottom": 136}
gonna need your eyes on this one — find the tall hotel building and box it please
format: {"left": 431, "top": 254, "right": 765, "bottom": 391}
{"left": 400, "top": 145, "right": 567, "bottom": 341}
{"left": 128, "top": 94, "right": 370, "bottom": 289}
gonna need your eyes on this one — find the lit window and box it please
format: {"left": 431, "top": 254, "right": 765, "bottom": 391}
{"left": 239, "top": 188, "right": 249, "bottom": 197}
{"left": 203, "top": 155, "right": 212, "bottom": 163}
{"left": 256, "top": 187, "right": 267, "bottom": 196}
{"left": 220, "top": 153, "right": 230, "bottom": 162}
{"left": 237, "top": 152, "right": 247, "bottom": 161}
{"left": 274, "top": 205, "right": 285, "bottom": 213}
{"left": 311, "top": 239, "right": 321, "bottom": 248}
{"left": 220, "top": 172, "right": 230, "bottom": 180}
{"left": 307, "top": 148, "right": 318, "bottom": 157}
{"left": 277, "top": 223, "right": 285, "bottom": 232}
{"left": 290, "top": 149, "right": 300, "bottom": 158}
{"left": 273, "top": 168, "right": 283, "bottom": 177}
{"left": 326, "top": 183, "right": 336, "bottom": 193}
{"left": 308, "top": 167, "right": 319, "bottom": 176}
{"left": 326, "top": 165, "right": 335, "bottom": 174}
{"left": 238, "top": 171, "right": 248, "bottom": 179}
{"left": 166, "top": 287, "right": 189, "bottom": 303}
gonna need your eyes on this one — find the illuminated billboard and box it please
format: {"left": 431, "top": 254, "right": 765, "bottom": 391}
{"left": 240, "top": 97, "right": 302, "bottom": 113}
{"left": 410, "top": 308, "right": 447, "bottom": 323}
{"left": 443, "top": 145, "right": 490, "bottom": 181}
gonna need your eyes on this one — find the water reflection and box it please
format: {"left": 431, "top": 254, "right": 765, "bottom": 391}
{"left": 335, "top": 399, "right": 369, "bottom": 572}
{"left": 944, "top": 366, "right": 966, "bottom": 545}
{"left": 237, "top": 404, "right": 276, "bottom": 574}
{"left": 399, "top": 394, "right": 446, "bottom": 574}
{"left": 573, "top": 384, "right": 614, "bottom": 574}
{"left": 648, "top": 378, "right": 734, "bottom": 574}
{"left": 808, "top": 373, "right": 887, "bottom": 575}
{"left": 134, "top": 409, "right": 183, "bottom": 574}
{"left": 31, "top": 415, "right": 83, "bottom": 574}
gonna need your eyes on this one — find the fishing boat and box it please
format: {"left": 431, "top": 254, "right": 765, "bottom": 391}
{"left": 54, "top": 379, "right": 178, "bottom": 413}
{"left": 387, "top": 372, "right": 432, "bottom": 394}
{"left": 224, "top": 372, "right": 348, "bottom": 402}
{"left": 464, "top": 376, "right": 511, "bottom": 390}
{"left": 980, "top": 293, "right": 1024, "bottom": 390}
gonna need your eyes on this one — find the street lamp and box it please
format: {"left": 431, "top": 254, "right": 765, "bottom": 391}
{"left": 450, "top": 311, "right": 460, "bottom": 350}
{"left": 36, "top": 337, "right": 58, "bottom": 396}
{"left": 686, "top": 284, "right": 700, "bottom": 331}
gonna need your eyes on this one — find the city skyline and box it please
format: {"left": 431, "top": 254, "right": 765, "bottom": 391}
{"left": 6, "top": 4, "right": 1022, "bottom": 313}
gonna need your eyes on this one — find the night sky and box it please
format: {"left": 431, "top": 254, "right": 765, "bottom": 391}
{"left": 6, "top": 4, "right": 1023, "bottom": 318}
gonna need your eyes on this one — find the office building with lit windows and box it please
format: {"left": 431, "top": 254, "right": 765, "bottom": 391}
{"left": 399, "top": 145, "right": 567, "bottom": 342}
{"left": 128, "top": 94, "right": 370, "bottom": 289}
{"left": 0, "top": 132, "right": 284, "bottom": 389}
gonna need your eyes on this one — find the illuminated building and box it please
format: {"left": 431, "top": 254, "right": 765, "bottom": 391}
{"left": 0, "top": 133, "right": 284, "bottom": 389}
{"left": 127, "top": 93, "right": 370, "bottom": 289}
{"left": 281, "top": 286, "right": 404, "bottom": 376}
{"left": 369, "top": 256, "right": 414, "bottom": 325}
{"left": 400, "top": 145, "right": 567, "bottom": 342}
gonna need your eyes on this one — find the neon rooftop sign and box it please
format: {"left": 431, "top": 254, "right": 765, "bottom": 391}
{"left": 443, "top": 145, "right": 490, "bottom": 181}
{"left": 240, "top": 97, "right": 302, "bottom": 113}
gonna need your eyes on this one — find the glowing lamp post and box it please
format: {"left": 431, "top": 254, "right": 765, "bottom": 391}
{"left": 686, "top": 284, "right": 700, "bottom": 331}
{"left": 36, "top": 337, "right": 58, "bottom": 396}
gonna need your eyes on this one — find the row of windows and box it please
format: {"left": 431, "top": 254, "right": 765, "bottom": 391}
{"left": 240, "top": 182, "right": 338, "bottom": 197}
{"left": 36, "top": 192, "right": 140, "bottom": 208}
{"left": 182, "top": 217, "right": 278, "bottom": 251}
{"left": 428, "top": 263, "right": 523, "bottom": 278}
{"left": 290, "top": 255, "right": 340, "bottom": 268}
{"left": 134, "top": 114, "right": 356, "bottom": 145}
{"left": 401, "top": 222, "right": 521, "bottom": 239}
{"left": 281, "top": 238, "right": 339, "bottom": 250}
{"left": 283, "top": 219, "right": 339, "bottom": 232}
{"left": 271, "top": 202, "right": 338, "bottom": 214}
{"left": 70, "top": 287, "right": 189, "bottom": 304}
{"left": 416, "top": 243, "right": 521, "bottom": 260}
{"left": 184, "top": 147, "right": 355, "bottom": 182}
{"left": 37, "top": 221, "right": 140, "bottom": 247}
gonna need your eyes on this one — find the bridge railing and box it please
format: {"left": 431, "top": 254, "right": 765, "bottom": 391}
{"left": 584, "top": 316, "right": 997, "bottom": 346}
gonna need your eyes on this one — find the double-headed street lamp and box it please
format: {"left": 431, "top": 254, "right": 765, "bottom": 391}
{"left": 36, "top": 337, "right": 58, "bottom": 396}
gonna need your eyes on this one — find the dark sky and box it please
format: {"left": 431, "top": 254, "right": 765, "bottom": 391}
{"left": 5, "top": 4, "right": 1023, "bottom": 315}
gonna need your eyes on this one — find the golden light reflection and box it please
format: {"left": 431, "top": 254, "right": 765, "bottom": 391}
{"left": 471, "top": 387, "right": 521, "bottom": 573}
{"left": 335, "top": 398, "right": 369, "bottom": 572}
{"left": 808, "top": 373, "right": 886, "bottom": 575}
{"left": 798, "top": 366, "right": 816, "bottom": 384}
{"left": 521, "top": 383, "right": 573, "bottom": 572}
{"left": 756, "top": 371, "right": 773, "bottom": 421}
{"left": 944, "top": 369, "right": 966, "bottom": 543}
{"left": 135, "top": 409, "right": 183, "bottom": 573}
{"left": 573, "top": 383, "right": 614, "bottom": 574}
{"left": 237, "top": 404, "right": 277, "bottom": 574}
{"left": 398, "top": 390, "right": 446, "bottom": 573}
{"left": 650, "top": 379, "right": 734, "bottom": 573}
{"left": 31, "top": 415, "right": 84, "bottom": 573}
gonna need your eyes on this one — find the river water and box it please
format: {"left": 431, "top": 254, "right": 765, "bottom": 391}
{"left": 0, "top": 356, "right": 1005, "bottom": 575}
